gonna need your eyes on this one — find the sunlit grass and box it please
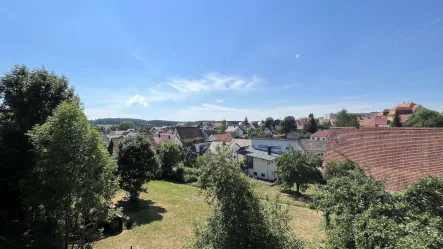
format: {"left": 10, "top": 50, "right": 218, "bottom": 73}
{"left": 93, "top": 180, "right": 324, "bottom": 249}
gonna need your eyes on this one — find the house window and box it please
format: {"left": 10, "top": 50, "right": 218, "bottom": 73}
{"left": 253, "top": 172, "right": 257, "bottom": 176}
{"left": 246, "top": 156, "right": 253, "bottom": 169}
{"left": 261, "top": 173, "right": 265, "bottom": 177}
{"left": 322, "top": 138, "right": 325, "bottom": 140}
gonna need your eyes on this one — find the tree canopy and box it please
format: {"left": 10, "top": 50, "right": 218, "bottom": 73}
{"left": 403, "top": 108, "right": 443, "bottom": 127}
{"left": 27, "top": 102, "right": 118, "bottom": 248}
{"left": 276, "top": 148, "right": 323, "bottom": 194}
{"left": 118, "top": 121, "right": 135, "bottom": 130}
{"left": 158, "top": 141, "right": 183, "bottom": 177}
{"left": 0, "top": 65, "right": 78, "bottom": 219}
{"left": 264, "top": 117, "right": 274, "bottom": 128}
{"left": 192, "top": 147, "right": 303, "bottom": 249}
{"left": 278, "top": 116, "right": 297, "bottom": 133}
{"left": 334, "top": 109, "right": 360, "bottom": 128}
{"left": 304, "top": 114, "right": 318, "bottom": 134}
{"left": 316, "top": 160, "right": 443, "bottom": 248}
{"left": 117, "top": 135, "right": 159, "bottom": 200}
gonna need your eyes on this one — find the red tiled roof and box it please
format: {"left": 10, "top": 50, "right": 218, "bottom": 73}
{"left": 324, "top": 127, "right": 443, "bottom": 191}
{"left": 312, "top": 130, "right": 329, "bottom": 137}
{"left": 210, "top": 134, "right": 233, "bottom": 142}
{"left": 388, "top": 102, "right": 418, "bottom": 115}
{"left": 296, "top": 118, "right": 308, "bottom": 126}
{"left": 399, "top": 114, "right": 411, "bottom": 122}
{"left": 149, "top": 134, "right": 179, "bottom": 148}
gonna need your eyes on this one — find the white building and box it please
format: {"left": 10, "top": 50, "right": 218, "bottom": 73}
{"left": 225, "top": 126, "right": 244, "bottom": 137}
{"left": 311, "top": 130, "right": 330, "bottom": 141}
{"left": 237, "top": 138, "right": 304, "bottom": 181}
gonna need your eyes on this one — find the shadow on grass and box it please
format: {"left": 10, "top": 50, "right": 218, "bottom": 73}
{"left": 116, "top": 199, "right": 167, "bottom": 227}
{"left": 280, "top": 189, "right": 314, "bottom": 203}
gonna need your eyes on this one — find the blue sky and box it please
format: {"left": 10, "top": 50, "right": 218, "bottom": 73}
{"left": 1, "top": 0, "right": 442, "bottom": 121}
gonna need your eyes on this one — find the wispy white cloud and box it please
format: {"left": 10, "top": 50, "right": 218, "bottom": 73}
{"left": 216, "top": 99, "right": 224, "bottom": 103}
{"left": 296, "top": 54, "right": 300, "bottom": 59}
{"left": 283, "top": 83, "right": 300, "bottom": 89}
{"left": 130, "top": 53, "right": 147, "bottom": 63}
{"left": 165, "top": 73, "right": 262, "bottom": 93}
{"left": 126, "top": 95, "right": 148, "bottom": 107}
{"left": 125, "top": 73, "right": 263, "bottom": 108}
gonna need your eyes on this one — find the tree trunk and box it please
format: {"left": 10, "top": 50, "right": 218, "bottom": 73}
{"left": 295, "top": 182, "right": 300, "bottom": 196}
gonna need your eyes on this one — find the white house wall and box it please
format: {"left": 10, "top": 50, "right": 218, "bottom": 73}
{"left": 247, "top": 158, "right": 277, "bottom": 181}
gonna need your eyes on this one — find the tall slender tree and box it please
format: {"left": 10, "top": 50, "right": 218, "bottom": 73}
{"left": 391, "top": 110, "right": 402, "bottom": 127}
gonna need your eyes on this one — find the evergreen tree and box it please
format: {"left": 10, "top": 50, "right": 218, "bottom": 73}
{"left": 391, "top": 110, "right": 402, "bottom": 127}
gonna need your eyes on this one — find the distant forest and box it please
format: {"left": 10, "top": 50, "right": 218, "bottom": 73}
{"left": 89, "top": 118, "right": 179, "bottom": 127}
{"left": 89, "top": 118, "right": 243, "bottom": 127}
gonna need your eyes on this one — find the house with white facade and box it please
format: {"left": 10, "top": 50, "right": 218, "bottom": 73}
{"left": 237, "top": 138, "right": 304, "bottom": 181}
{"left": 225, "top": 126, "right": 244, "bottom": 137}
{"left": 311, "top": 130, "right": 329, "bottom": 141}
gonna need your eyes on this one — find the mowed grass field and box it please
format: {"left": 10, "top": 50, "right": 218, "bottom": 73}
{"left": 93, "top": 181, "right": 324, "bottom": 249}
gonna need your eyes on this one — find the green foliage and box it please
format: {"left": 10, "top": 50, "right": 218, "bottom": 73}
{"left": 173, "top": 166, "right": 201, "bottom": 183}
{"left": 27, "top": 102, "right": 118, "bottom": 248}
{"left": 323, "top": 159, "right": 358, "bottom": 180}
{"left": 403, "top": 108, "right": 443, "bottom": 127}
{"left": 391, "top": 110, "right": 402, "bottom": 127}
{"left": 264, "top": 117, "right": 274, "bottom": 128}
{"left": 191, "top": 146, "right": 303, "bottom": 249}
{"left": 278, "top": 116, "right": 297, "bottom": 133}
{"left": 276, "top": 148, "right": 323, "bottom": 194}
{"left": 304, "top": 114, "right": 318, "bottom": 134}
{"left": 118, "top": 121, "right": 134, "bottom": 130}
{"left": 247, "top": 127, "right": 270, "bottom": 138}
{"left": 334, "top": 109, "right": 360, "bottom": 128}
{"left": 0, "top": 65, "right": 78, "bottom": 219}
{"left": 158, "top": 141, "right": 183, "bottom": 177}
{"left": 316, "top": 166, "right": 397, "bottom": 248}
{"left": 316, "top": 160, "right": 443, "bottom": 249}
{"left": 117, "top": 135, "right": 159, "bottom": 200}
{"left": 216, "top": 119, "right": 228, "bottom": 134}
{"left": 193, "top": 154, "right": 211, "bottom": 169}
{"left": 317, "top": 121, "right": 331, "bottom": 130}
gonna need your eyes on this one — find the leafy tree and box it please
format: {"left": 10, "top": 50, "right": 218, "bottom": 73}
{"left": 191, "top": 146, "right": 303, "bottom": 249}
{"left": 317, "top": 121, "right": 331, "bottom": 130}
{"left": 0, "top": 65, "right": 78, "bottom": 219}
{"left": 158, "top": 141, "right": 183, "bottom": 177}
{"left": 403, "top": 108, "right": 443, "bottom": 127}
{"left": 118, "top": 121, "right": 134, "bottom": 130}
{"left": 264, "top": 117, "right": 274, "bottom": 128}
{"left": 334, "top": 109, "right": 360, "bottom": 128}
{"left": 216, "top": 119, "right": 227, "bottom": 134}
{"left": 304, "top": 114, "right": 318, "bottom": 134}
{"left": 276, "top": 148, "right": 323, "bottom": 195}
{"left": 27, "top": 102, "right": 118, "bottom": 248}
{"left": 278, "top": 116, "right": 297, "bottom": 133}
{"left": 316, "top": 166, "right": 398, "bottom": 248}
{"left": 391, "top": 110, "right": 402, "bottom": 127}
{"left": 247, "top": 127, "right": 269, "bottom": 138}
{"left": 323, "top": 159, "right": 358, "bottom": 180}
{"left": 317, "top": 160, "right": 443, "bottom": 249}
{"left": 117, "top": 135, "right": 159, "bottom": 200}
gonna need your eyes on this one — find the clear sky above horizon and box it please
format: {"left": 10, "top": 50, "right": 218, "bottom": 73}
{"left": 1, "top": 0, "right": 442, "bottom": 121}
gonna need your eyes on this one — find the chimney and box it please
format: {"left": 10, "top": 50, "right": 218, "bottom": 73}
{"left": 168, "top": 135, "right": 171, "bottom": 140}
{"left": 267, "top": 146, "right": 272, "bottom": 155}
{"left": 158, "top": 133, "right": 161, "bottom": 138}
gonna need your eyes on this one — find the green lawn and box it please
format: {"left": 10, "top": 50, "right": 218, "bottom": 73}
{"left": 93, "top": 181, "right": 324, "bottom": 249}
